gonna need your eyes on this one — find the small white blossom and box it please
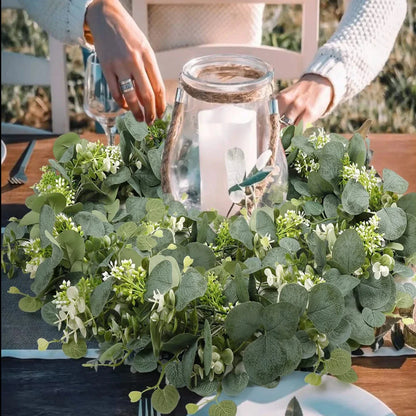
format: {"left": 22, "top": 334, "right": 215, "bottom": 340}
{"left": 372, "top": 262, "right": 390, "bottom": 280}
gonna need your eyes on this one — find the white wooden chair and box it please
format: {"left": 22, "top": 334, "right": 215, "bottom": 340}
{"left": 132, "top": 0, "right": 320, "bottom": 82}
{"left": 1, "top": 0, "right": 69, "bottom": 135}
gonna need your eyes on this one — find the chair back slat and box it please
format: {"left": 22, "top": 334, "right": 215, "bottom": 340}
{"left": 132, "top": 0, "right": 319, "bottom": 81}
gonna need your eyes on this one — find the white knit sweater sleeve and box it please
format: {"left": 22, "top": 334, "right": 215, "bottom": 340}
{"left": 305, "top": 0, "right": 407, "bottom": 111}
{"left": 17, "top": 0, "right": 93, "bottom": 46}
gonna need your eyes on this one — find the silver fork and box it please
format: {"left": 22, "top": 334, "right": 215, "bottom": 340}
{"left": 8, "top": 140, "right": 36, "bottom": 185}
{"left": 138, "top": 396, "right": 161, "bottom": 416}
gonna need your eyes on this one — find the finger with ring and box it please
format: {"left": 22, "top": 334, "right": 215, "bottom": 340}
{"left": 281, "top": 114, "right": 294, "bottom": 126}
{"left": 119, "top": 78, "right": 135, "bottom": 94}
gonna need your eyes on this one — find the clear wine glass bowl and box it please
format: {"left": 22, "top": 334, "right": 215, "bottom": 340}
{"left": 83, "top": 52, "right": 125, "bottom": 145}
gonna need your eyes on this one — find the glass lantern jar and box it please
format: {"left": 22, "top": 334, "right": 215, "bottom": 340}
{"left": 161, "top": 54, "right": 288, "bottom": 216}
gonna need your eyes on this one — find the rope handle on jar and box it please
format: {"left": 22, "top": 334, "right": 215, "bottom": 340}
{"left": 161, "top": 88, "right": 185, "bottom": 194}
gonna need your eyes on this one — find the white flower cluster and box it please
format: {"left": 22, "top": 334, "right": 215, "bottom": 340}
{"left": 293, "top": 128, "right": 331, "bottom": 177}
{"left": 315, "top": 223, "right": 337, "bottom": 252}
{"left": 353, "top": 215, "right": 385, "bottom": 255}
{"left": 33, "top": 166, "right": 75, "bottom": 205}
{"left": 342, "top": 162, "right": 381, "bottom": 194}
{"left": 53, "top": 213, "right": 82, "bottom": 236}
{"left": 20, "top": 238, "right": 50, "bottom": 278}
{"left": 103, "top": 145, "right": 122, "bottom": 174}
{"left": 52, "top": 280, "right": 87, "bottom": 343}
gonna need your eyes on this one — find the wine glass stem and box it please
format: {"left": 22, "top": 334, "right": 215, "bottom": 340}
{"left": 102, "top": 124, "right": 116, "bottom": 146}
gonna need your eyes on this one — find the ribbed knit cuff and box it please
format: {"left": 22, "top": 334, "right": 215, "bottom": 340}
{"left": 68, "top": 0, "right": 95, "bottom": 47}
{"left": 304, "top": 54, "right": 347, "bottom": 115}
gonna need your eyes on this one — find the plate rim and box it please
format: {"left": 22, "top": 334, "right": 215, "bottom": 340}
{"left": 195, "top": 371, "right": 395, "bottom": 415}
{"left": 1, "top": 139, "right": 6, "bottom": 165}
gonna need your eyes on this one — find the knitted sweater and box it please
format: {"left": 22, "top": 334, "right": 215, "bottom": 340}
{"left": 18, "top": 0, "right": 407, "bottom": 110}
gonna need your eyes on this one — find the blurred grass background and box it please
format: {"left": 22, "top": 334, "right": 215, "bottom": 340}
{"left": 1, "top": 0, "right": 415, "bottom": 134}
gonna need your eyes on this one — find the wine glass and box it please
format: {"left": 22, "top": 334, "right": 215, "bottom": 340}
{"left": 83, "top": 52, "right": 125, "bottom": 146}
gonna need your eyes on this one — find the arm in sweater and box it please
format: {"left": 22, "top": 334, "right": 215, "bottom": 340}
{"left": 17, "top": 0, "right": 92, "bottom": 46}
{"left": 305, "top": 0, "right": 407, "bottom": 110}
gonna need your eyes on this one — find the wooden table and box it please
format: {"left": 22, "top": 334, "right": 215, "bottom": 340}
{"left": 1, "top": 133, "right": 416, "bottom": 416}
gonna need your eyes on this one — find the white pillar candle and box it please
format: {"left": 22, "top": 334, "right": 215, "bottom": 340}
{"left": 198, "top": 105, "right": 257, "bottom": 215}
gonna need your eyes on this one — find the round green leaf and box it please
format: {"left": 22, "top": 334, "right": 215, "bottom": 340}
{"left": 307, "top": 283, "right": 344, "bottom": 333}
{"left": 18, "top": 296, "right": 43, "bottom": 313}
{"left": 222, "top": 371, "right": 249, "bottom": 396}
{"left": 304, "top": 372, "right": 322, "bottom": 386}
{"left": 225, "top": 302, "right": 263, "bottom": 343}
{"left": 37, "top": 338, "right": 49, "bottom": 351}
{"left": 262, "top": 302, "right": 300, "bottom": 339}
{"left": 376, "top": 207, "right": 407, "bottom": 240}
{"left": 128, "top": 391, "right": 142, "bottom": 403}
{"left": 208, "top": 400, "right": 237, "bottom": 416}
{"left": 62, "top": 338, "right": 87, "bottom": 359}
{"left": 324, "top": 348, "right": 352, "bottom": 376}
{"left": 382, "top": 168, "right": 408, "bottom": 194}
{"left": 151, "top": 385, "right": 180, "bottom": 414}
{"left": 186, "top": 403, "right": 200, "bottom": 415}
{"left": 332, "top": 229, "right": 366, "bottom": 274}
{"left": 53, "top": 132, "right": 81, "bottom": 160}
{"left": 362, "top": 307, "right": 386, "bottom": 327}
{"left": 341, "top": 180, "right": 369, "bottom": 215}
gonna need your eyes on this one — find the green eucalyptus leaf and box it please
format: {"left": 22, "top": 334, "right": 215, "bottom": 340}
{"left": 161, "top": 333, "right": 198, "bottom": 354}
{"left": 131, "top": 350, "right": 158, "bottom": 373}
{"left": 208, "top": 400, "right": 237, "bottom": 416}
{"left": 226, "top": 147, "right": 246, "bottom": 190}
{"left": 19, "top": 210, "right": 40, "bottom": 226}
{"left": 182, "top": 342, "right": 198, "bottom": 388}
{"left": 303, "top": 201, "right": 323, "bottom": 216}
{"left": 324, "top": 348, "right": 351, "bottom": 376}
{"left": 307, "top": 172, "right": 333, "bottom": 196}
{"left": 251, "top": 209, "right": 276, "bottom": 237}
{"left": 304, "top": 372, "right": 322, "bottom": 386}
{"left": 279, "top": 237, "right": 301, "bottom": 254}
{"left": 203, "top": 320, "right": 213, "bottom": 376}
{"left": 323, "top": 194, "right": 340, "bottom": 218}
{"left": 145, "top": 259, "right": 173, "bottom": 299}
{"left": 146, "top": 198, "right": 166, "bottom": 222}
{"left": 175, "top": 268, "right": 207, "bottom": 311}
{"left": 230, "top": 216, "right": 253, "bottom": 250}
{"left": 336, "top": 368, "right": 358, "bottom": 383}
{"left": 263, "top": 302, "right": 300, "bottom": 339}
{"left": 376, "top": 206, "right": 407, "bottom": 240}
{"left": 306, "top": 232, "right": 327, "bottom": 271}
{"left": 148, "top": 147, "right": 162, "bottom": 180}
{"left": 225, "top": 302, "right": 263, "bottom": 343}
{"left": 281, "top": 125, "right": 295, "bottom": 149}
{"left": 124, "top": 112, "right": 149, "bottom": 140}
{"left": 295, "top": 330, "right": 316, "bottom": 359}
{"left": 397, "top": 213, "right": 416, "bottom": 257}
{"left": 279, "top": 284, "right": 308, "bottom": 317}
{"left": 90, "top": 277, "right": 114, "bottom": 317}
{"left": 39, "top": 205, "right": 55, "bottom": 248}
{"left": 74, "top": 211, "right": 105, "bottom": 237}
{"left": 331, "top": 229, "right": 365, "bottom": 274}
{"left": 356, "top": 274, "right": 396, "bottom": 310}
{"left": 323, "top": 269, "right": 360, "bottom": 296}
{"left": 307, "top": 283, "right": 344, "bottom": 333}
{"left": 104, "top": 166, "right": 131, "bottom": 186}
{"left": 125, "top": 197, "right": 147, "bottom": 222}
{"left": 262, "top": 247, "right": 289, "bottom": 268}
{"left": 397, "top": 193, "right": 416, "bottom": 217}
{"left": 53, "top": 132, "right": 81, "bottom": 160}
{"left": 56, "top": 230, "right": 85, "bottom": 264}
{"left": 341, "top": 180, "right": 369, "bottom": 215}
{"left": 62, "top": 337, "right": 87, "bottom": 359}
{"left": 222, "top": 371, "right": 249, "bottom": 396}
{"left": 41, "top": 302, "right": 59, "bottom": 326}
{"left": 348, "top": 133, "right": 366, "bottom": 167}
{"left": 165, "top": 361, "right": 187, "bottom": 388}
{"left": 362, "top": 307, "right": 386, "bottom": 327}
{"left": 18, "top": 296, "right": 43, "bottom": 313}
{"left": 382, "top": 169, "right": 408, "bottom": 194}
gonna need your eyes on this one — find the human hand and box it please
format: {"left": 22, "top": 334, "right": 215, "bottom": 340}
{"left": 84, "top": 0, "right": 166, "bottom": 125}
{"left": 276, "top": 74, "right": 334, "bottom": 126}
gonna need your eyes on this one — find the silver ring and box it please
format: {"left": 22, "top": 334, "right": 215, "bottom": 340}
{"left": 119, "top": 78, "right": 135, "bottom": 94}
{"left": 281, "top": 114, "right": 294, "bottom": 126}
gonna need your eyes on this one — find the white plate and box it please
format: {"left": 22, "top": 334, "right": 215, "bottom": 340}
{"left": 195, "top": 371, "right": 395, "bottom": 416}
{"left": 1, "top": 140, "right": 6, "bottom": 164}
